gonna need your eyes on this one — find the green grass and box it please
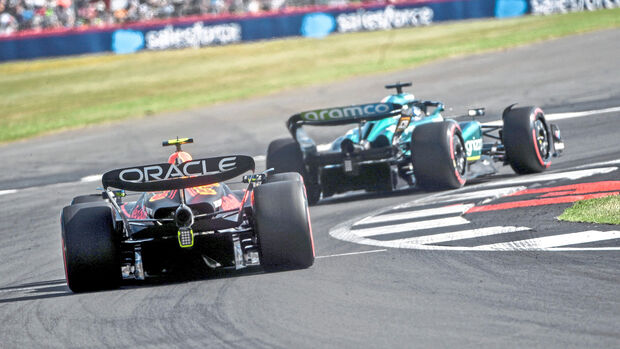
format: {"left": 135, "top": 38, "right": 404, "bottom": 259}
{"left": 1, "top": 8, "right": 619, "bottom": 143}
{"left": 558, "top": 194, "right": 620, "bottom": 225}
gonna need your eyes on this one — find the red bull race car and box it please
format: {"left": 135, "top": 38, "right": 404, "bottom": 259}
{"left": 61, "top": 138, "right": 314, "bottom": 293}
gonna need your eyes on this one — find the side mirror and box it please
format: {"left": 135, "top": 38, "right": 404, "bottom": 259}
{"left": 422, "top": 101, "right": 444, "bottom": 114}
{"left": 468, "top": 108, "right": 485, "bottom": 117}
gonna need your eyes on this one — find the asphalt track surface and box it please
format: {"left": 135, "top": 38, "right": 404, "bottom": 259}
{"left": 1, "top": 29, "right": 619, "bottom": 348}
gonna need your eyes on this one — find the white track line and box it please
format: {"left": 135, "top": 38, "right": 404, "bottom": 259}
{"left": 389, "top": 226, "right": 530, "bottom": 246}
{"left": 573, "top": 158, "right": 620, "bottom": 169}
{"left": 315, "top": 249, "right": 387, "bottom": 259}
{"left": 546, "top": 106, "right": 620, "bottom": 120}
{"left": 2, "top": 106, "right": 618, "bottom": 197}
{"left": 353, "top": 216, "right": 470, "bottom": 237}
{"left": 544, "top": 246, "right": 620, "bottom": 251}
{"left": 418, "top": 186, "right": 525, "bottom": 204}
{"left": 477, "top": 230, "right": 620, "bottom": 251}
{"left": 331, "top": 225, "right": 620, "bottom": 251}
{"left": 0, "top": 154, "right": 268, "bottom": 196}
{"left": 482, "top": 106, "right": 620, "bottom": 126}
{"left": 465, "top": 167, "right": 617, "bottom": 190}
{"left": 356, "top": 204, "right": 474, "bottom": 225}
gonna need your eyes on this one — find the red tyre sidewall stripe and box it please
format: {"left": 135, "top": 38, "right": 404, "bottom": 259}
{"left": 532, "top": 109, "right": 551, "bottom": 168}
{"left": 294, "top": 174, "right": 315, "bottom": 256}
{"left": 61, "top": 237, "right": 69, "bottom": 283}
{"left": 307, "top": 204, "right": 315, "bottom": 257}
{"left": 299, "top": 177, "right": 315, "bottom": 257}
{"left": 450, "top": 124, "right": 466, "bottom": 185}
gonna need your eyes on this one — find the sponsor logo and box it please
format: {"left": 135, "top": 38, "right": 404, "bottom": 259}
{"left": 145, "top": 22, "right": 241, "bottom": 50}
{"left": 336, "top": 5, "right": 433, "bottom": 33}
{"left": 301, "top": 103, "right": 393, "bottom": 121}
{"left": 188, "top": 183, "right": 221, "bottom": 196}
{"left": 495, "top": 0, "right": 528, "bottom": 18}
{"left": 465, "top": 138, "right": 483, "bottom": 157}
{"left": 301, "top": 13, "right": 336, "bottom": 38}
{"left": 112, "top": 30, "right": 145, "bottom": 54}
{"left": 396, "top": 116, "right": 411, "bottom": 132}
{"left": 530, "top": 0, "right": 618, "bottom": 15}
{"left": 119, "top": 157, "right": 237, "bottom": 183}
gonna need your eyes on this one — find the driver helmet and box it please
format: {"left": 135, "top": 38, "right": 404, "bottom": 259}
{"left": 401, "top": 105, "right": 424, "bottom": 120}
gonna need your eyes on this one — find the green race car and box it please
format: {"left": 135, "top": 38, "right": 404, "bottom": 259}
{"left": 266, "top": 82, "right": 564, "bottom": 205}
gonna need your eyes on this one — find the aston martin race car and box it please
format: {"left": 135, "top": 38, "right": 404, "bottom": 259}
{"left": 266, "top": 82, "right": 564, "bottom": 205}
{"left": 60, "top": 138, "right": 314, "bottom": 293}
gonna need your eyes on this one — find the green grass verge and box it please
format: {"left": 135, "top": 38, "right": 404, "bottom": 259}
{"left": 558, "top": 195, "right": 620, "bottom": 225}
{"left": 1, "top": 8, "right": 619, "bottom": 143}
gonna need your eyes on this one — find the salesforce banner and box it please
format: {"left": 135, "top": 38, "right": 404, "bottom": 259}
{"left": 529, "top": 0, "right": 618, "bottom": 14}
{"left": 2, "top": 0, "right": 512, "bottom": 62}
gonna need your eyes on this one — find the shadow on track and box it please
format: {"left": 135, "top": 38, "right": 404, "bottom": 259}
{"left": 316, "top": 186, "right": 423, "bottom": 206}
{"left": 312, "top": 179, "right": 505, "bottom": 206}
{"left": 0, "top": 265, "right": 290, "bottom": 304}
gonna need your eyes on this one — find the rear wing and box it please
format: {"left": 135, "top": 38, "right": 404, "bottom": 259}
{"left": 102, "top": 155, "right": 255, "bottom": 191}
{"left": 286, "top": 102, "right": 401, "bottom": 135}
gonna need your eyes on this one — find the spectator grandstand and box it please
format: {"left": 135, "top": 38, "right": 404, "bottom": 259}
{"left": 0, "top": 0, "right": 370, "bottom": 34}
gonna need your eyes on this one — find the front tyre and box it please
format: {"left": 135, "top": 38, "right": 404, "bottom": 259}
{"left": 61, "top": 202, "right": 120, "bottom": 292}
{"left": 265, "top": 172, "right": 302, "bottom": 184}
{"left": 266, "top": 138, "right": 321, "bottom": 205}
{"left": 503, "top": 106, "right": 551, "bottom": 174}
{"left": 70, "top": 194, "right": 102, "bottom": 205}
{"left": 411, "top": 121, "right": 467, "bottom": 189}
{"left": 253, "top": 180, "right": 315, "bottom": 271}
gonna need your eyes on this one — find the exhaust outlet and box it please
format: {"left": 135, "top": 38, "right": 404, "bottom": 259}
{"left": 175, "top": 204, "right": 194, "bottom": 228}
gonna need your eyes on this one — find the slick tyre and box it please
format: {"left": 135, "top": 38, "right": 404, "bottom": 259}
{"left": 61, "top": 202, "right": 120, "bottom": 293}
{"left": 411, "top": 121, "right": 467, "bottom": 189}
{"left": 254, "top": 180, "right": 314, "bottom": 271}
{"left": 503, "top": 106, "right": 551, "bottom": 174}
{"left": 266, "top": 138, "right": 320, "bottom": 205}
{"left": 265, "top": 172, "right": 302, "bottom": 184}
{"left": 70, "top": 194, "right": 102, "bottom": 205}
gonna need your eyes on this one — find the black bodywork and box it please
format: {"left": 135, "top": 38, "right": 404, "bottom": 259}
{"left": 102, "top": 153, "right": 261, "bottom": 279}
{"left": 61, "top": 138, "right": 314, "bottom": 292}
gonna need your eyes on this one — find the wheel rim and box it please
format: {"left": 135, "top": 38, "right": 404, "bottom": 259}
{"left": 534, "top": 119, "right": 550, "bottom": 159}
{"left": 453, "top": 135, "right": 466, "bottom": 176}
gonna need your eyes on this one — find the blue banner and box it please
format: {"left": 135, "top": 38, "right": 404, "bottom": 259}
{"left": 1, "top": 0, "right": 506, "bottom": 62}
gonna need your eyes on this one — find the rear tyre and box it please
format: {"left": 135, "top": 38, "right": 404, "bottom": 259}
{"left": 503, "top": 106, "right": 551, "bottom": 174}
{"left": 265, "top": 172, "right": 302, "bottom": 184}
{"left": 411, "top": 121, "right": 467, "bottom": 189}
{"left": 266, "top": 138, "right": 321, "bottom": 205}
{"left": 61, "top": 202, "right": 121, "bottom": 292}
{"left": 253, "top": 180, "right": 314, "bottom": 271}
{"left": 70, "top": 194, "right": 102, "bottom": 205}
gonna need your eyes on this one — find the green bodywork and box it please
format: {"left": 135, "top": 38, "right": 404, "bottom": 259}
{"left": 337, "top": 92, "right": 483, "bottom": 162}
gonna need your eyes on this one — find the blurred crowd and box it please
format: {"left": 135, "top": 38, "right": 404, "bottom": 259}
{"left": 0, "top": 0, "right": 356, "bottom": 34}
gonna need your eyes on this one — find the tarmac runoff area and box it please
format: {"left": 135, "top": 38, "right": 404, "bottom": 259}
{"left": 0, "top": 105, "right": 618, "bottom": 196}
